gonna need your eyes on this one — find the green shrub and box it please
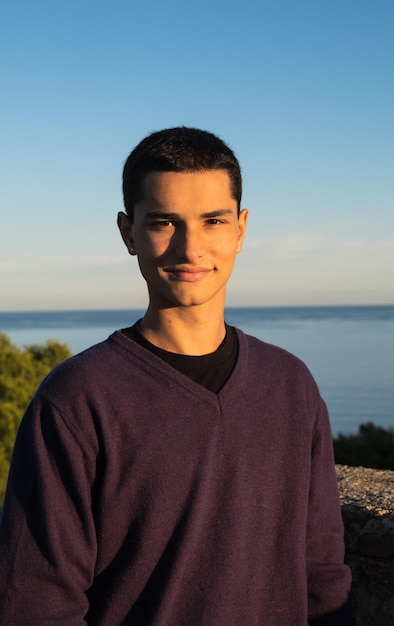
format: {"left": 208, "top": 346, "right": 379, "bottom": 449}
{"left": 0, "top": 332, "right": 72, "bottom": 502}
{"left": 333, "top": 422, "right": 394, "bottom": 470}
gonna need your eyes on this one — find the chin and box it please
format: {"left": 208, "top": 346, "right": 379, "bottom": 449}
{"left": 169, "top": 286, "right": 226, "bottom": 309}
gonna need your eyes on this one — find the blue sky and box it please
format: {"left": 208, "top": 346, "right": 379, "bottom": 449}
{"left": 1, "top": 0, "right": 393, "bottom": 310}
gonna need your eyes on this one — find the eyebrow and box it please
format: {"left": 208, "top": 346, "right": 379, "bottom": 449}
{"left": 143, "top": 209, "right": 234, "bottom": 220}
{"left": 143, "top": 211, "right": 180, "bottom": 221}
{"left": 201, "top": 209, "right": 235, "bottom": 218}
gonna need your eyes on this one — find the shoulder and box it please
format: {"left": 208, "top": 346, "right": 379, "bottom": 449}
{"left": 31, "top": 331, "right": 150, "bottom": 419}
{"left": 38, "top": 331, "right": 131, "bottom": 391}
{"left": 235, "top": 326, "right": 312, "bottom": 377}
{"left": 233, "top": 327, "right": 324, "bottom": 425}
{"left": 20, "top": 332, "right": 151, "bottom": 451}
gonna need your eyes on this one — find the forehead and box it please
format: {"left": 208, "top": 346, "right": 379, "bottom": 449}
{"left": 139, "top": 170, "right": 235, "bottom": 208}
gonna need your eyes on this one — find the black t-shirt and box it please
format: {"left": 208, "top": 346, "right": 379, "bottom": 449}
{"left": 122, "top": 322, "right": 238, "bottom": 394}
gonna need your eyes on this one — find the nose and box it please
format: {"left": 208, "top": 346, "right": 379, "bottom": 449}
{"left": 174, "top": 224, "right": 205, "bottom": 262}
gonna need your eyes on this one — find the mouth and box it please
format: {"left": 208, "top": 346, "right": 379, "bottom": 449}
{"left": 164, "top": 266, "right": 213, "bottom": 282}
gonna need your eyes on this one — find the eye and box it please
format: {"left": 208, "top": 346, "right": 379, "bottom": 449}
{"left": 149, "top": 219, "right": 174, "bottom": 229}
{"left": 205, "top": 218, "right": 223, "bottom": 226}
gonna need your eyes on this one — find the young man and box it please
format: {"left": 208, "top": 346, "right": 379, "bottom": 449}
{"left": 0, "top": 128, "right": 354, "bottom": 624}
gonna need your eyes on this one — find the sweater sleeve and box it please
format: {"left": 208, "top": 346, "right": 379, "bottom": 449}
{"left": 306, "top": 399, "right": 355, "bottom": 624}
{"left": 0, "top": 392, "right": 98, "bottom": 625}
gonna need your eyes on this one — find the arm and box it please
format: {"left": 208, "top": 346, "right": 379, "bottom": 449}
{"left": 0, "top": 392, "right": 98, "bottom": 625}
{"left": 306, "top": 401, "right": 356, "bottom": 625}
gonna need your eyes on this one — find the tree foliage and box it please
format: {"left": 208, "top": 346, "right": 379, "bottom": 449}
{"left": 0, "top": 332, "right": 72, "bottom": 502}
{"left": 333, "top": 422, "right": 394, "bottom": 470}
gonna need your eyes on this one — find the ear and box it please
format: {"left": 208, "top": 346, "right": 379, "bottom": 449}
{"left": 236, "top": 208, "right": 248, "bottom": 253}
{"left": 117, "top": 212, "right": 136, "bottom": 255}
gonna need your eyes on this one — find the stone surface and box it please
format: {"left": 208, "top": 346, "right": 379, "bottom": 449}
{"left": 336, "top": 465, "right": 394, "bottom": 626}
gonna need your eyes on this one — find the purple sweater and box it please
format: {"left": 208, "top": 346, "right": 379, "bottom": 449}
{"left": 0, "top": 329, "right": 352, "bottom": 625}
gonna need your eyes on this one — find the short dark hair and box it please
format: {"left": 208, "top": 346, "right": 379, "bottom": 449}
{"left": 122, "top": 127, "right": 242, "bottom": 220}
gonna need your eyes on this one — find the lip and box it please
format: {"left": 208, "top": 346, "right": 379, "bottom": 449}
{"left": 164, "top": 266, "right": 213, "bottom": 282}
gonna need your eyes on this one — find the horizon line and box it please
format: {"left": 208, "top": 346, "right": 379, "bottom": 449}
{"left": 1, "top": 302, "right": 394, "bottom": 315}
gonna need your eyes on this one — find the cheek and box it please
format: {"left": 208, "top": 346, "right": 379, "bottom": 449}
{"left": 216, "top": 231, "right": 239, "bottom": 255}
{"left": 137, "top": 236, "right": 171, "bottom": 265}
{"left": 136, "top": 233, "right": 160, "bottom": 255}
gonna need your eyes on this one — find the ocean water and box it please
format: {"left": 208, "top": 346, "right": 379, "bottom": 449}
{"left": 1, "top": 305, "right": 393, "bottom": 437}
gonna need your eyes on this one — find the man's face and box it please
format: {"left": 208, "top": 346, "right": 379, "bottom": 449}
{"left": 118, "top": 169, "right": 248, "bottom": 311}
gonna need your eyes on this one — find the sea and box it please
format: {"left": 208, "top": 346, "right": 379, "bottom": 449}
{"left": 1, "top": 305, "right": 393, "bottom": 437}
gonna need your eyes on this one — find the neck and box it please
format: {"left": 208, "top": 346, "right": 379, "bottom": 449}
{"left": 139, "top": 304, "right": 226, "bottom": 355}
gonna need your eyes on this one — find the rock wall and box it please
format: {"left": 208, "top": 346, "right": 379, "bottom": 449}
{"left": 336, "top": 465, "right": 394, "bottom": 626}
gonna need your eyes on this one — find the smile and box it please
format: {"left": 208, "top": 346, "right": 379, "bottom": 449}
{"left": 164, "top": 266, "right": 213, "bottom": 282}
